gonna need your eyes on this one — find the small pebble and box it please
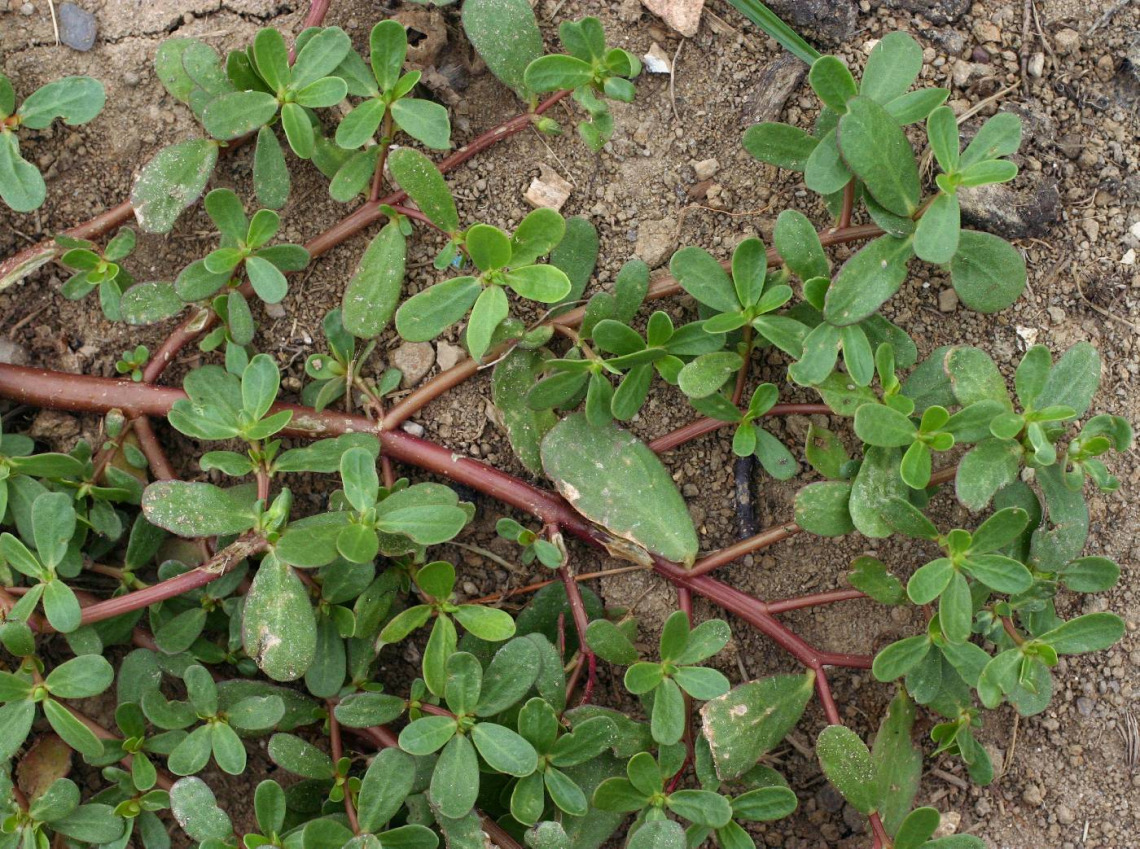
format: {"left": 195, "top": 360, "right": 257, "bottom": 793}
{"left": 58, "top": 2, "right": 97, "bottom": 52}
{"left": 20, "top": 2, "right": 34, "bottom": 15}
{"left": 938, "top": 288, "right": 959, "bottom": 312}
{"left": 1054, "top": 28, "right": 1081, "bottom": 56}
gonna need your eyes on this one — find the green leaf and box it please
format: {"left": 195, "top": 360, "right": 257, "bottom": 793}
{"left": 121, "top": 281, "right": 183, "bottom": 325}
{"left": 342, "top": 222, "right": 406, "bottom": 339}
{"left": 541, "top": 414, "right": 699, "bottom": 566}
{"left": 906, "top": 558, "right": 953, "bottom": 605}
{"left": 849, "top": 446, "right": 906, "bottom": 538}
{"left": 252, "top": 28, "right": 290, "bottom": 92}
{"left": 294, "top": 77, "right": 348, "bottom": 109}
{"left": 586, "top": 619, "right": 639, "bottom": 664}
{"left": 291, "top": 26, "right": 351, "bottom": 89}
{"left": 466, "top": 224, "right": 512, "bottom": 272}
{"left": 804, "top": 131, "right": 851, "bottom": 195}
{"left": 453, "top": 604, "right": 516, "bottom": 641}
{"left": 699, "top": 673, "right": 815, "bottom": 780}
{"left": 0, "top": 132, "right": 45, "bottom": 212}
{"left": 505, "top": 265, "right": 572, "bottom": 303}
{"left": 854, "top": 404, "right": 916, "bottom": 448}
{"left": 872, "top": 636, "right": 931, "bottom": 681}
{"left": 1038, "top": 341, "right": 1100, "bottom": 418}
{"left": 524, "top": 55, "right": 594, "bottom": 93}
{"left": 742, "top": 122, "right": 818, "bottom": 171}
{"left": 815, "top": 725, "right": 880, "bottom": 814}
{"left": 476, "top": 637, "right": 540, "bottom": 715}
{"left": 44, "top": 699, "right": 103, "bottom": 758}
{"left": 949, "top": 231, "right": 1026, "bottom": 313}
{"left": 45, "top": 655, "right": 113, "bottom": 699}
{"left": 387, "top": 148, "right": 458, "bottom": 233}
{"left": 42, "top": 581, "right": 81, "bottom": 633}
{"left": 471, "top": 721, "right": 538, "bottom": 776}
{"left": 882, "top": 497, "right": 939, "bottom": 540}
{"left": 466, "top": 285, "right": 510, "bottom": 361}
{"left": 960, "top": 111, "right": 1021, "bottom": 168}
{"left": 666, "top": 789, "right": 732, "bottom": 828}
{"left": 1058, "top": 557, "right": 1120, "bottom": 593}
{"left": 945, "top": 346, "right": 1010, "bottom": 409}
{"left": 391, "top": 98, "right": 451, "bottom": 150}
{"left": 848, "top": 556, "right": 905, "bottom": 604}
{"left": 838, "top": 97, "right": 919, "bottom": 216}
{"left": 443, "top": 652, "right": 482, "bottom": 716}
{"left": 142, "top": 481, "right": 256, "bottom": 537}
{"left": 432, "top": 734, "right": 479, "bottom": 818}
{"left": 268, "top": 732, "right": 334, "bottom": 779}
{"left": 939, "top": 570, "right": 973, "bottom": 644}
{"left": 202, "top": 91, "right": 278, "bottom": 140}
{"left": 359, "top": 749, "right": 415, "bottom": 832}
{"left": 793, "top": 481, "right": 853, "bottom": 537}
{"left": 926, "top": 106, "right": 960, "bottom": 173}
{"left": 628, "top": 820, "right": 685, "bottom": 849}
{"left": 823, "top": 235, "right": 913, "bottom": 326}
{"left": 1039, "top": 613, "right": 1124, "bottom": 654}
{"left": 252, "top": 131, "right": 287, "bottom": 214}
{"left": 669, "top": 246, "right": 739, "bottom": 313}
{"left": 913, "top": 192, "right": 960, "bottom": 264}
{"left": 395, "top": 276, "right": 482, "bottom": 342}
{"left": 18, "top": 77, "right": 105, "bottom": 128}
{"left": 0, "top": 701, "right": 35, "bottom": 760}
{"left": 774, "top": 210, "right": 829, "bottom": 281}
{"left": 32, "top": 491, "right": 75, "bottom": 569}
{"left": 169, "top": 778, "right": 233, "bottom": 842}
{"left": 651, "top": 677, "right": 686, "bottom": 744}
{"left": 550, "top": 216, "right": 598, "bottom": 303}
{"left": 242, "top": 555, "right": 317, "bottom": 682}
{"left": 861, "top": 32, "right": 923, "bottom": 104}
{"left": 492, "top": 350, "right": 556, "bottom": 475}
{"left": 808, "top": 56, "right": 856, "bottom": 113}
{"left": 281, "top": 102, "right": 315, "bottom": 159}
{"left": 399, "top": 715, "right": 458, "bottom": 756}
{"left": 131, "top": 139, "right": 219, "bottom": 234}
{"left": 462, "top": 0, "right": 545, "bottom": 99}
{"left": 678, "top": 352, "right": 742, "bottom": 399}
{"left": 872, "top": 689, "right": 921, "bottom": 834}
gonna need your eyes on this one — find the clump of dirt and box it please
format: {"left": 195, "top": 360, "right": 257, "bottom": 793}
{"left": 2, "top": 0, "right": 1138, "bottom": 845}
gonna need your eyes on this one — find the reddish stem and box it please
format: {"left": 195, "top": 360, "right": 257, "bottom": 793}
{"left": 764, "top": 588, "right": 868, "bottom": 614}
{"left": 552, "top": 526, "right": 596, "bottom": 707}
{"left": 869, "top": 811, "right": 891, "bottom": 848}
{"left": 648, "top": 406, "right": 830, "bottom": 453}
{"left": 327, "top": 701, "right": 360, "bottom": 834}
{"left": 0, "top": 364, "right": 878, "bottom": 719}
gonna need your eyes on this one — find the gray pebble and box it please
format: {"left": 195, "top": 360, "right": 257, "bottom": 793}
{"left": 20, "top": 3, "right": 35, "bottom": 15}
{"left": 58, "top": 2, "right": 97, "bottom": 52}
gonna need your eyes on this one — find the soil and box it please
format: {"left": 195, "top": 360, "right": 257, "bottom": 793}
{"left": 2, "top": 0, "right": 1139, "bottom": 847}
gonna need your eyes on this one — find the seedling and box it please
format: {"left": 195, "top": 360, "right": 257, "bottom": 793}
{"left": 0, "top": 73, "right": 105, "bottom": 212}
{"left": 0, "top": 8, "right": 1129, "bottom": 849}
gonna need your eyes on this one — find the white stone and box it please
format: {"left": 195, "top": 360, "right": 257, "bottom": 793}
{"left": 1028, "top": 52, "right": 1045, "bottom": 77}
{"left": 1122, "top": 248, "right": 1136, "bottom": 266}
{"left": 643, "top": 43, "right": 672, "bottom": 74}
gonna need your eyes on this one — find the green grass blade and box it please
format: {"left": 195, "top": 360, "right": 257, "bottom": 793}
{"left": 724, "top": 0, "right": 821, "bottom": 65}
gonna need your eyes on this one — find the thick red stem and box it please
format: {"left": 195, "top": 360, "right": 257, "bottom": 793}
{"left": 0, "top": 364, "right": 875, "bottom": 715}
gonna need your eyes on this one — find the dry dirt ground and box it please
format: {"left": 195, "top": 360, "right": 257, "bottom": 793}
{"left": 2, "top": 0, "right": 1140, "bottom": 846}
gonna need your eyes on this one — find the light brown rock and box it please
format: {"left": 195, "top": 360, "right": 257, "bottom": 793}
{"left": 641, "top": 0, "right": 704, "bottom": 37}
{"left": 524, "top": 167, "right": 573, "bottom": 211}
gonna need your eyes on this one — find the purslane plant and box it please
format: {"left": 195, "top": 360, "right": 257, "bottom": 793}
{"left": 0, "top": 8, "right": 1130, "bottom": 849}
{"left": 0, "top": 72, "right": 105, "bottom": 212}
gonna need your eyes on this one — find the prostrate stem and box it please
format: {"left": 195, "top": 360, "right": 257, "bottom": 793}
{"left": 0, "top": 363, "right": 877, "bottom": 720}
